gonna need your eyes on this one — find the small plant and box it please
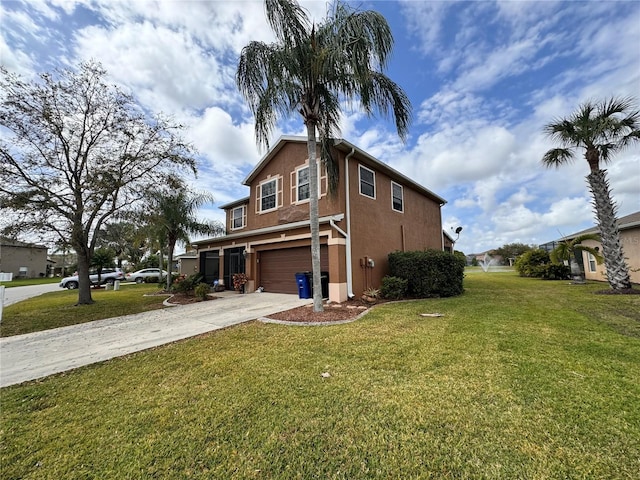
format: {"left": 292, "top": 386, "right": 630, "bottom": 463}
{"left": 380, "top": 276, "right": 408, "bottom": 300}
{"left": 362, "top": 287, "right": 380, "bottom": 303}
{"left": 194, "top": 283, "right": 211, "bottom": 301}
{"left": 232, "top": 273, "right": 248, "bottom": 292}
{"left": 362, "top": 287, "right": 380, "bottom": 298}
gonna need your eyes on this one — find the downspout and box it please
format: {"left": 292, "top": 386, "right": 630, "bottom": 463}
{"left": 344, "top": 147, "right": 356, "bottom": 298}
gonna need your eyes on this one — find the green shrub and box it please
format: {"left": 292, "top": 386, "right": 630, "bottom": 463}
{"left": 514, "top": 249, "right": 551, "bottom": 277}
{"left": 171, "top": 273, "right": 204, "bottom": 294}
{"left": 380, "top": 276, "right": 408, "bottom": 300}
{"left": 388, "top": 250, "right": 465, "bottom": 298}
{"left": 194, "top": 283, "right": 211, "bottom": 301}
{"left": 143, "top": 276, "right": 160, "bottom": 284}
{"left": 539, "top": 263, "right": 571, "bottom": 280}
{"left": 513, "top": 250, "right": 570, "bottom": 279}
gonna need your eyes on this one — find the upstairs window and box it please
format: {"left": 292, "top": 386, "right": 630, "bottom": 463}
{"left": 257, "top": 177, "right": 281, "bottom": 213}
{"left": 359, "top": 165, "right": 375, "bottom": 199}
{"left": 260, "top": 179, "right": 277, "bottom": 211}
{"left": 297, "top": 166, "right": 310, "bottom": 202}
{"left": 231, "top": 205, "right": 246, "bottom": 230}
{"left": 391, "top": 181, "right": 404, "bottom": 212}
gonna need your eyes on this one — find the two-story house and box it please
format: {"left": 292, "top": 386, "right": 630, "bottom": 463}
{"left": 192, "top": 136, "right": 447, "bottom": 303}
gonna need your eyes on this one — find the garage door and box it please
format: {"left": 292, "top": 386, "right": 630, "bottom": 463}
{"left": 259, "top": 246, "right": 328, "bottom": 294}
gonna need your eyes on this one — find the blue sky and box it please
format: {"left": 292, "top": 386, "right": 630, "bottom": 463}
{"left": 2, "top": 0, "right": 639, "bottom": 255}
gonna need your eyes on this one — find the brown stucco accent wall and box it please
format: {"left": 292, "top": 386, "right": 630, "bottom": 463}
{"left": 245, "top": 142, "right": 346, "bottom": 231}
{"left": 348, "top": 158, "right": 443, "bottom": 295}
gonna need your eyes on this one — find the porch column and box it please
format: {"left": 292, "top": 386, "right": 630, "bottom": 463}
{"left": 327, "top": 237, "right": 347, "bottom": 303}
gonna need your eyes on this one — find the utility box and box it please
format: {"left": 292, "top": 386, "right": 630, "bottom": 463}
{"left": 295, "top": 272, "right": 312, "bottom": 299}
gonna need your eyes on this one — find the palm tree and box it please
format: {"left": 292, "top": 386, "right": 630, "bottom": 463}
{"left": 148, "top": 188, "right": 224, "bottom": 291}
{"left": 550, "top": 233, "right": 603, "bottom": 283}
{"left": 237, "top": 0, "right": 411, "bottom": 311}
{"left": 542, "top": 97, "right": 639, "bottom": 291}
{"left": 90, "top": 247, "right": 115, "bottom": 287}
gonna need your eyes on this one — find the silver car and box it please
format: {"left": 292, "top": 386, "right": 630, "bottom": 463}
{"left": 126, "top": 268, "right": 167, "bottom": 284}
{"left": 59, "top": 268, "right": 125, "bottom": 289}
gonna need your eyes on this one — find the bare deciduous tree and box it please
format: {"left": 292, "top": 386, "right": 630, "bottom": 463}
{"left": 0, "top": 61, "right": 196, "bottom": 304}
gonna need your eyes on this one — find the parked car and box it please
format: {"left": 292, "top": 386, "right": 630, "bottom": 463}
{"left": 126, "top": 268, "right": 167, "bottom": 284}
{"left": 59, "top": 268, "right": 125, "bottom": 289}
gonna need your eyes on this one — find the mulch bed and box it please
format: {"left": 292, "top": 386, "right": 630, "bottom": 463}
{"left": 149, "top": 291, "right": 218, "bottom": 305}
{"left": 267, "top": 298, "right": 384, "bottom": 323}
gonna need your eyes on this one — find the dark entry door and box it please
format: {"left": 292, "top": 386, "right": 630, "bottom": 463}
{"left": 200, "top": 251, "right": 219, "bottom": 284}
{"left": 224, "top": 247, "right": 245, "bottom": 289}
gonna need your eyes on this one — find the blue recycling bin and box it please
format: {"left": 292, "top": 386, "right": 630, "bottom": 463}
{"left": 295, "top": 272, "right": 312, "bottom": 299}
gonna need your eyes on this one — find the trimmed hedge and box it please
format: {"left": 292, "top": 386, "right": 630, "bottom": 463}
{"left": 380, "top": 276, "right": 408, "bottom": 300}
{"left": 388, "top": 250, "right": 465, "bottom": 298}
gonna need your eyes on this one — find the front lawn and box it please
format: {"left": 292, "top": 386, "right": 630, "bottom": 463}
{"left": 1, "top": 273, "right": 639, "bottom": 479}
{"left": 0, "top": 284, "right": 167, "bottom": 337}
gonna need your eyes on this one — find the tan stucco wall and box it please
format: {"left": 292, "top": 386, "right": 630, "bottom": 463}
{"left": 0, "top": 244, "right": 48, "bottom": 278}
{"left": 178, "top": 257, "right": 198, "bottom": 275}
{"left": 580, "top": 227, "right": 640, "bottom": 284}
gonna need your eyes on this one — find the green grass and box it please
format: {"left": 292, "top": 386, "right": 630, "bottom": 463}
{"left": 0, "top": 277, "right": 60, "bottom": 287}
{"left": 0, "top": 284, "right": 167, "bottom": 337}
{"left": 1, "top": 273, "right": 639, "bottom": 479}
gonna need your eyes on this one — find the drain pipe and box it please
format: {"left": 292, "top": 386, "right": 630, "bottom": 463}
{"left": 343, "top": 146, "right": 356, "bottom": 299}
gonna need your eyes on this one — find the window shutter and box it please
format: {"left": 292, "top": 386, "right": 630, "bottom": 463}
{"left": 320, "top": 164, "right": 327, "bottom": 197}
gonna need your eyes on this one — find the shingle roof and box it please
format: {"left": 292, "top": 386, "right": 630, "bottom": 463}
{"left": 560, "top": 210, "right": 640, "bottom": 240}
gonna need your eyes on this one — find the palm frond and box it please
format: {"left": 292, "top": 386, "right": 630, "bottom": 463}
{"left": 542, "top": 148, "right": 574, "bottom": 168}
{"left": 264, "top": 0, "right": 309, "bottom": 46}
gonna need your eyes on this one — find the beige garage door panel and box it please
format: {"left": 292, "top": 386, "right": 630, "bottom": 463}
{"left": 259, "top": 246, "right": 328, "bottom": 294}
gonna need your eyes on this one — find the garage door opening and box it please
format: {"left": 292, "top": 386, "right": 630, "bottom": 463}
{"left": 259, "top": 246, "right": 328, "bottom": 294}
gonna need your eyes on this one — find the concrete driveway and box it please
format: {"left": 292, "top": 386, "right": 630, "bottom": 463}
{"left": 0, "top": 292, "right": 311, "bottom": 387}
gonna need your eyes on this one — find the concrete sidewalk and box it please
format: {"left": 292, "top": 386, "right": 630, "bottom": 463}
{"left": 0, "top": 292, "right": 311, "bottom": 387}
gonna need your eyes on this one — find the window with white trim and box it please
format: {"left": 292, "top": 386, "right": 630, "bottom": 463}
{"left": 359, "top": 165, "right": 375, "bottom": 198}
{"left": 587, "top": 252, "right": 597, "bottom": 272}
{"left": 231, "top": 205, "right": 246, "bottom": 230}
{"left": 391, "top": 181, "right": 404, "bottom": 212}
{"left": 259, "top": 178, "right": 278, "bottom": 212}
{"left": 296, "top": 166, "right": 310, "bottom": 202}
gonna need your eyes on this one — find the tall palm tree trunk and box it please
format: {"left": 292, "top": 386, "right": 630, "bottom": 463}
{"left": 587, "top": 169, "right": 631, "bottom": 290}
{"left": 306, "top": 122, "right": 323, "bottom": 312}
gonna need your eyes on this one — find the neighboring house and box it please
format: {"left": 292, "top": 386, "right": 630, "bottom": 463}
{"left": 469, "top": 251, "right": 503, "bottom": 265}
{"left": 176, "top": 251, "right": 198, "bottom": 275}
{"left": 0, "top": 237, "right": 48, "bottom": 278}
{"left": 48, "top": 251, "right": 78, "bottom": 277}
{"left": 192, "top": 136, "right": 447, "bottom": 303}
{"left": 443, "top": 230, "right": 455, "bottom": 253}
{"left": 557, "top": 211, "right": 640, "bottom": 284}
